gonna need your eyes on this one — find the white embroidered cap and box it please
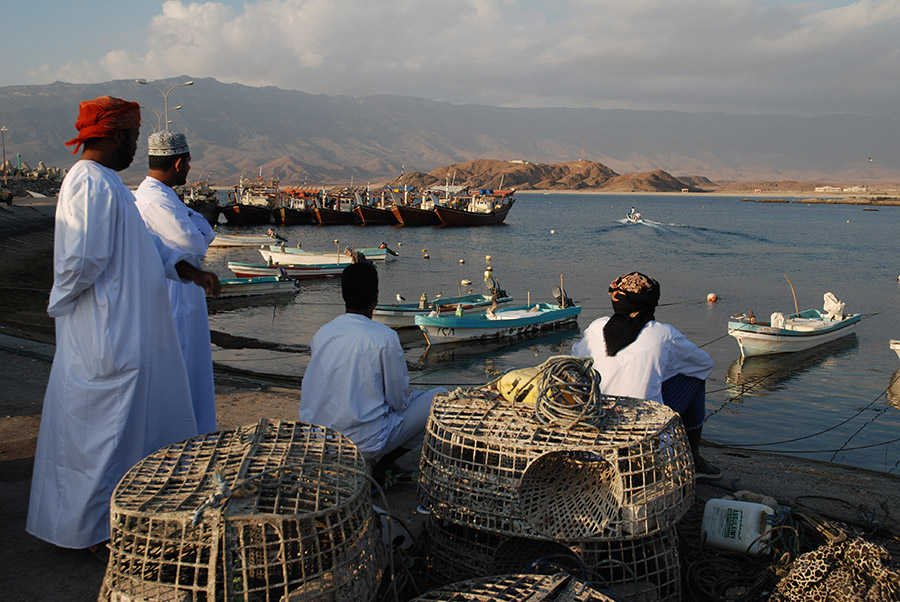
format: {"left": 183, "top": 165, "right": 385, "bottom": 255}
{"left": 148, "top": 130, "right": 190, "bottom": 156}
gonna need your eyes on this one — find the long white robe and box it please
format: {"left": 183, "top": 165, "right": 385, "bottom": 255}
{"left": 27, "top": 160, "right": 199, "bottom": 549}
{"left": 572, "top": 316, "right": 713, "bottom": 402}
{"left": 135, "top": 176, "right": 217, "bottom": 434}
{"left": 299, "top": 313, "right": 436, "bottom": 456}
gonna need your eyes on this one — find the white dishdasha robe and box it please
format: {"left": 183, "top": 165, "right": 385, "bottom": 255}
{"left": 135, "top": 176, "right": 217, "bottom": 434}
{"left": 299, "top": 313, "right": 441, "bottom": 457}
{"left": 26, "top": 160, "right": 198, "bottom": 549}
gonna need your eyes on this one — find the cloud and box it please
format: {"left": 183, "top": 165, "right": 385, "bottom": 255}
{"left": 24, "top": 0, "right": 900, "bottom": 116}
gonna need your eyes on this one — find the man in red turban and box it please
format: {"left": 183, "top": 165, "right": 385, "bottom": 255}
{"left": 27, "top": 95, "right": 220, "bottom": 555}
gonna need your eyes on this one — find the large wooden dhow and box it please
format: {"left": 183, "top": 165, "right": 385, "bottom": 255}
{"left": 433, "top": 188, "right": 516, "bottom": 226}
{"left": 221, "top": 175, "right": 279, "bottom": 225}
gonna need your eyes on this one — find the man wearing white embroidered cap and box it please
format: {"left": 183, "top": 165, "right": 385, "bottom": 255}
{"left": 135, "top": 130, "right": 218, "bottom": 434}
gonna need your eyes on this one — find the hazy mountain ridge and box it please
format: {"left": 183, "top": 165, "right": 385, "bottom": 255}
{"left": 1, "top": 77, "right": 897, "bottom": 188}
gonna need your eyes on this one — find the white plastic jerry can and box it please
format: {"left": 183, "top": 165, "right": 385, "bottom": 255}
{"left": 700, "top": 498, "right": 775, "bottom": 555}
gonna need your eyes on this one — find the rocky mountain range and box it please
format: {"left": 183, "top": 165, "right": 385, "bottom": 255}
{"left": 1, "top": 76, "right": 897, "bottom": 189}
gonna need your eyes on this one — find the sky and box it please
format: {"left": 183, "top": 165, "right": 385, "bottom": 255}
{"left": 4, "top": 0, "right": 900, "bottom": 117}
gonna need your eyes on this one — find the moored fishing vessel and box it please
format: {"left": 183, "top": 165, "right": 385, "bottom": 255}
{"left": 727, "top": 293, "right": 860, "bottom": 358}
{"left": 415, "top": 301, "right": 581, "bottom": 344}
{"left": 226, "top": 261, "right": 345, "bottom": 279}
{"left": 221, "top": 175, "right": 279, "bottom": 225}
{"left": 390, "top": 186, "right": 441, "bottom": 226}
{"left": 214, "top": 275, "right": 300, "bottom": 298}
{"left": 273, "top": 188, "right": 317, "bottom": 225}
{"left": 373, "top": 292, "right": 514, "bottom": 329}
{"left": 433, "top": 188, "right": 516, "bottom": 226}
{"left": 259, "top": 242, "right": 395, "bottom": 265}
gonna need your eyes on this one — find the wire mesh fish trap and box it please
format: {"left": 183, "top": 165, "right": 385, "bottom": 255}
{"left": 409, "top": 572, "right": 616, "bottom": 602}
{"left": 418, "top": 387, "right": 694, "bottom": 541}
{"left": 100, "top": 419, "right": 384, "bottom": 602}
{"left": 424, "top": 517, "right": 681, "bottom": 602}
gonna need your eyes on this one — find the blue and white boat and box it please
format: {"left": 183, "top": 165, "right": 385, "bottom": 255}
{"left": 727, "top": 308, "right": 861, "bottom": 358}
{"left": 415, "top": 302, "right": 581, "bottom": 344}
{"left": 214, "top": 276, "right": 300, "bottom": 298}
{"left": 373, "top": 293, "right": 514, "bottom": 329}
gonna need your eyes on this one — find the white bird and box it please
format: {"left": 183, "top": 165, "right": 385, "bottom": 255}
{"left": 396, "top": 293, "right": 406, "bottom": 302}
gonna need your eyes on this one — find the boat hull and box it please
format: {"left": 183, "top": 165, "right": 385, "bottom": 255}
{"left": 728, "top": 311, "right": 861, "bottom": 357}
{"left": 313, "top": 207, "right": 357, "bottom": 225}
{"left": 221, "top": 204, "right": 273, "bottom": 225}
{"left": 434, "top": 199, "right": 514, "bottom": 226}
{"left": 216, "top": 277, "right": 299, "bottom": 298}
{"left": 273, "top": 206, "right": 315, "bottom": 225}
{"left": 227, "top": 261, "right": 344, "bottom": 279}
{"left": 354, "top": 205, "right": 398, "bottom": 225}
{"left": 373, "top": 294, "right": 514, "bottom": 328}
{"left": 391, "top": 205, "right": 441, "bottom": 226}
{"left": 415, "top": 303, "right": 581, "bottom": 344}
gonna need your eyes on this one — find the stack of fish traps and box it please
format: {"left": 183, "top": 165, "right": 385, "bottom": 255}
{"left": 99, "top": 419, "right": 384, "bottom": 602}
{"left": 418, "top": 369, "right": 695, "bottom": 602}
{"left": 409, "top": 572, "right": 617, "bottom": 601}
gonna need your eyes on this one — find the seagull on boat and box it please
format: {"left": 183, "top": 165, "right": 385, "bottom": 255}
{"left": 396, "top": 293, "right": 406, "bottom": 302}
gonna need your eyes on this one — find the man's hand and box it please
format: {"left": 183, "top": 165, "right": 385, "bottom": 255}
{"left": 175, "top": 261, "right": 222, "bottom": 298}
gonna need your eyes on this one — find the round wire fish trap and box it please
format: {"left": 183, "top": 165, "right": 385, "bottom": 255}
{"left": 418, "top": 387, "right": 694, "bottom": 541}
{"left": 101, "top": 419, "right": 384, "bottom": 602}
{"left": 409, "top": 572, "right": 616, "bottom": 602}
{"left": 424, "top": 517, "right": 681, "bottom": 602}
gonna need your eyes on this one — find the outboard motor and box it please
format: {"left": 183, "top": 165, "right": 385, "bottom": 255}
{"left": 553, "top": 285, "right": 574, "bottom": 308}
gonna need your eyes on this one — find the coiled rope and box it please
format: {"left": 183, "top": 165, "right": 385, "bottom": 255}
{"left": 530, "top": 355, "right": 606, "bottom": 430}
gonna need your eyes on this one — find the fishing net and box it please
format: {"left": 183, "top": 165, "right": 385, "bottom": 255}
{"left": 99, "top": 419, "right": 384, "bottom": 602}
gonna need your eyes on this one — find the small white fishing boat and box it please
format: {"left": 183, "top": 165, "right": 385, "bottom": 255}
{"left": 227, "top": 261, "right": 344, "bottom": 279}
{"left": 208, "top": 231, "right": 284, "bottom": 248}
{"left": 214, "top": 275, "right": 300, "bottom": 298}
{"left": 890, "top": 340, "right": 900, "bottom": 361}
{"left": 727, "top": 293, "right": 860, "bottom": 358}
{"left": 259, "top": 242, "right": 396, "bottom": 265}
{"left": 373, "top": 293, "right": 514, "bottom": 328}
{"left": 415, "top": 302, "right": 581, "bottom": 345}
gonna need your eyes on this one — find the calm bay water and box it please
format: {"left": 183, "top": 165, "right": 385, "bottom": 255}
{"left": 203, "top": 192, "right": 900, "bottom": 475}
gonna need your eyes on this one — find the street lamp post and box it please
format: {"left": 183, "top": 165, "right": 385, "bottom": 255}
{"left": 141, "top": 105, "right": 182, "bottom": 132}
{"left": 1, "top": 126, "right": 7, "bottom": 187}
{"left": 135, "top": 79, "right": 193, "bottom": 128}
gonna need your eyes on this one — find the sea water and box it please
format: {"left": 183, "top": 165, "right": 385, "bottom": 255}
{"left": 203, "top": 192, "right": 900, "bottom": 475}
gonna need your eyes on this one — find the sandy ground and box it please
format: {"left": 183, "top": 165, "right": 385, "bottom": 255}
{"left": 2, "top": 196, "right": 899, "bottom": 601}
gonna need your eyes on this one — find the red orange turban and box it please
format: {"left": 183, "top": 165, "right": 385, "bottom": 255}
{"left": 65, "top": 96, "right": 141, "bottom": 154}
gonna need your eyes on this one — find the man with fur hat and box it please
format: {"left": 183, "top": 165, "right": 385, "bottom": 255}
{"left": 135, "top": 130, "right": 217, "bottom": 434}
{"left": 572, "top": 271, "right": 721, "bottom": 479}
{"left": 27, "top": 96, "right": 220, "bottom": 554}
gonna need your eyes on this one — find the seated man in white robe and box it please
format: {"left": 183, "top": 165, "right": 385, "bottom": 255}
{"left": 26, "top": 96, "right": 221, "bottom": 555}
{"left": 135, "top": 131, "right": 218, "bottom": 434}
{"left": 299, "top": 261, "right": 446, "bottom": 483}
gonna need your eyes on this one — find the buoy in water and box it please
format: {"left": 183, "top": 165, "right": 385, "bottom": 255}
{"left": 707, "top": 292, "right": 718, "bottom": 303}
{"left": 550, "top": 229, "right": 555, "bottom": 234}
{"left": 485, "top": 255, "right": 491, "bottom": 263}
